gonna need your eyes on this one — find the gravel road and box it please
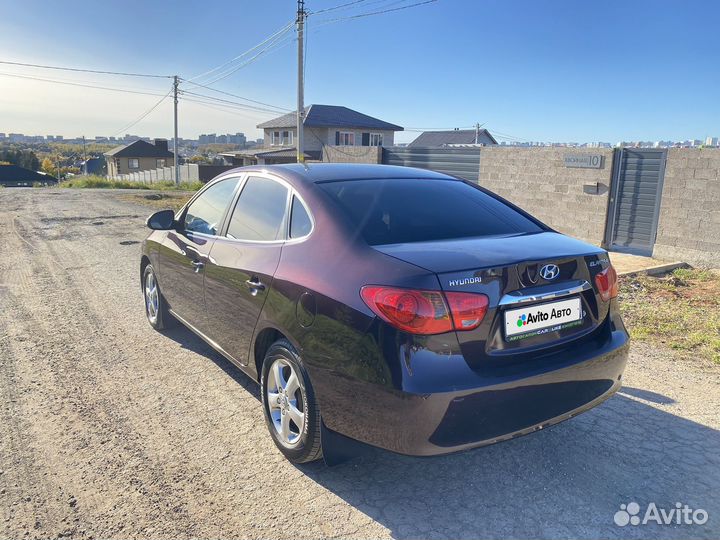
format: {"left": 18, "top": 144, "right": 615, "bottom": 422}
{"left": 1, "top": 188, "right": 719, "bottom": 540}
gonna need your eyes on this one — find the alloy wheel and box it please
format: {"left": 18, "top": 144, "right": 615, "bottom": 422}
{"left": 266, "top": 358, "right": 306, "bottom": 447}
{"left": 145, "top": 271, "right": 159, "bottom": 324}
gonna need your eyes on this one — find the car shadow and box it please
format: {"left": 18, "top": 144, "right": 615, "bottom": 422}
{"left": 157, "top": 326, "right": 718, "bottom": 539}
{"left": 161, "top": 324, "right": 261, "bottom": 401}
{"left": 617, "top": 386, "right": 676, "bottom": 405}
{"left": 299, "top": 393, "right": 720, "bottom": 539}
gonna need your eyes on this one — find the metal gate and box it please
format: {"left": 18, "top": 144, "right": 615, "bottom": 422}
{"left": 605, "top": 148, "right": 667, "bottom": 256}
{"left": 382, "top": 147, "right": 481, "bottom": 182}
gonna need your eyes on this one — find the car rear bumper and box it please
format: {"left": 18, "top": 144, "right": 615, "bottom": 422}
{"left": 314, "top": 327, "right": 629, "bottom": 457}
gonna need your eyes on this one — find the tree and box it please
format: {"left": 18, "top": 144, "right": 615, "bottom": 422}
{"left": 0, "top": 146, "right": 40, "bottom": 170}
{"left": 41, "top": 157, "right": 56, "bottom": 175}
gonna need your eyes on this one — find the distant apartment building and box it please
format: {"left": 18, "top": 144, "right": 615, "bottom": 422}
{"left": 706, "top": 136, "right": 719, "bottom": 147}
{"left": 199, "top": 132, "right": 246, "bottom": 145}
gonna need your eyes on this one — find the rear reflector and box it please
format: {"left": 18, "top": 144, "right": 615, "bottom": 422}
{"left": 595, "top": 265, "right": 619, "bottom": 302}
{"left": 360, "top": 286, "right": 489, "bottom": 335}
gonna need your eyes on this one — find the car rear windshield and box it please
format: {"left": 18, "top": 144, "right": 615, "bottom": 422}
{"left": 319, "top": 178, "right": 543, "bottom": 245}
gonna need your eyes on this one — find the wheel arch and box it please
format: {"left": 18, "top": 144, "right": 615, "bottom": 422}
{"left": 252, "top": 324, "right": 308, "bottom": 382}
{"left": 140, "top": 255, "right": 151, "bottom": 288}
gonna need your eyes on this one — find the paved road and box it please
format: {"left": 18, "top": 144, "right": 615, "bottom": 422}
{"left": 1, "top": 188, "right": 719, "bottom": 540}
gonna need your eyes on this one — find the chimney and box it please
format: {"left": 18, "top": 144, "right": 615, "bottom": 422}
{"left": 154, "top": 138, "right": 168, "bottom": 152}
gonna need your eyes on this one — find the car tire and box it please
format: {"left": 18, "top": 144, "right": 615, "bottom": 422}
{"left": 142, "top": 264, "right": 174, "bottom": 331}
{"left": 261, "top": 339, "right": 323, "bottom": 463}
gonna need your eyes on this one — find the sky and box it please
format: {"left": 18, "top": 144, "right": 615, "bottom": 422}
{"left": 0, "top": 0, "right": 718, "bottom": 144}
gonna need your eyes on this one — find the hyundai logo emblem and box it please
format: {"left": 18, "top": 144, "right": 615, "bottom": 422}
{"left": 540, "top": 264, "right": 560, "bottom": 280}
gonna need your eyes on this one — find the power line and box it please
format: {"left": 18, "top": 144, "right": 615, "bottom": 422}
{"left": 180, "top": 90, "right": 286, "bottom": 114}
{"left": 404, "top": 125, "right": 475, "bottom": 131}
{"left": 310, "top": 0, "right": 409, "bottom": 15}
{"left": 181, "top": 97, "right": 277, "bottom": 119}
{"left": 0, "top": 71, "right": 167, "bottom": 97}
{"left": 0, "top": 59, "right": 171, "bottom": 78}
{"left": 485, "top": 127, "right": 526, "bottom": 142}
{"left": 179, "top": 79, "right": 291, "bottom": 112}
{"left": 315, "top": 0, "right": 437, "bottom": 23}
{"left": 111, "top": 89, "right": 173, "bottom": 137}
{"left": 187, "top": 21, "right": 295, "bottom": 83}
{"left": 310, "top": 0, "right": 369, "bottom": 14}
{"left": 200, "top": 27, "right": 295, "bottom": 86}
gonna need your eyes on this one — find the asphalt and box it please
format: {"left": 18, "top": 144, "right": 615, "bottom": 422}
{"left": 1, "top": 187, "right": 718, "bottom": 539}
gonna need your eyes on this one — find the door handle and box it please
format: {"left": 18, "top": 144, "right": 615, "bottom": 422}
{"left": 245, "top": 279, "right": 266, "bottom": 295}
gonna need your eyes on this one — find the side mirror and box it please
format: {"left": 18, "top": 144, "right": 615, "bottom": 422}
{"left": 146, "top": 209, "right": 175, "bottom": 230}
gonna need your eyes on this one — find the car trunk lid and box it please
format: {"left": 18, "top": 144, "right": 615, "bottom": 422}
{"left": 373, "top": 232, "right": 614, "bottom": 361}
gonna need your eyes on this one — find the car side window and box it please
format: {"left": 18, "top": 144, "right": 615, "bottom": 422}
{"left": 227, "top": 176, "right": 289, "bottom": 241}
{"left": 289, "top": 196, "right": 312, "bottom": 238}
{"left": 183, "top": 178, "right": 239, "bottom": 235}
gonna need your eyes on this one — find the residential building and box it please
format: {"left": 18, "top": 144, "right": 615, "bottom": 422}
{"left": 407, "top": 128, "right": 497, "bottom": 147}
{"left": 706, "top": 136, "right": 719, "bottom": 147}
{"left": 81, "top": 157, "right": 105, "bottom": 175}
{"left": 104, "top": 138, "right": 175, "bottom": 176}
{"left": 223, "top": 104, "right": 403, "bottom": 165}
{"left": 0, "top": 164, "right": 57, "bottom": 187}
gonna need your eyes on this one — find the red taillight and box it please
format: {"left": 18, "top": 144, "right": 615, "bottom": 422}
{"left": 445, "top": 292, "right": 489, "bottom": 331}
{"left": 360, "top": 286, "right": 452, "bottom": 334}
{"left": 595, "top": 265, "right": 619, "bottom": 302}
{"left": 360, "top": 286, "right": 489, "bottom": 335}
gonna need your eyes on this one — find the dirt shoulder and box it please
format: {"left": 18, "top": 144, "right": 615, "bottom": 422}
{"left": 1, "top": 188, "right": 719, "bottom": 540}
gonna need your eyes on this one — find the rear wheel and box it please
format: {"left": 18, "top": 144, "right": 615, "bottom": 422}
{"left": 261, "top": 339, "right": 322, "bottom": 463}
{"left": 143, "top": 264, "right": 173, "bottom": 330}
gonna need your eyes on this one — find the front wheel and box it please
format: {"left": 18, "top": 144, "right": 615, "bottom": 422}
{"left": 261, "top": 339, "right": 322, "bottom": 463}
{"left": 143, "top": 264, "right": 173, "bottom": 330}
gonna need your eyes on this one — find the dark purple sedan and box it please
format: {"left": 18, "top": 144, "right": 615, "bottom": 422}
{"left": 140, "top": 164, "right": 628, "bottom": 464}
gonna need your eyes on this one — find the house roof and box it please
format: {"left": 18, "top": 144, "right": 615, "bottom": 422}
{"left": 103, "top": 139, "right": 174, "bottom": 158}
{"left": 0, "top": 165, "right": 57, "bottom": 184}
{"left": 407, "top": 129, "right": 498, "bottom": 147}
{"left": 220, "top": 146, "right": 319, "bottom": 159}
{"left": 257, "top": 105, "right": 403, "bottom": 131}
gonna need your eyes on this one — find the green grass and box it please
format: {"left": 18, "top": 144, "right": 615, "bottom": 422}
{"left": 619, "top": 267, "right": 720, "bottom": 364}
{"left": 59, "top": 175, "right": 203, "bottom": 191}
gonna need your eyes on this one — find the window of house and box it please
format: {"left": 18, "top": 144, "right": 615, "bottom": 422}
{"left": 271, "top": 131, "right": 293, "bottom": 146}
{"left": 226, "top": 176, "right": 289, "bottom": 241}
{"left": 336, "top": 131, "right": 355, "bottom": 146}
{"left": 156, "top": 159, "right": 166, "bottom": 168}
{"left": 370, "top": 133, "right": 383, "bottom": 146}
{"left": 128, "top": 158, "right": 139, "bottom": 169}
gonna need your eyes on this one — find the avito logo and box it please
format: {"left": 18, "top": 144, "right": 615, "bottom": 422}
{"left": 517, "top": 307, "right": 573, "bottom": 328}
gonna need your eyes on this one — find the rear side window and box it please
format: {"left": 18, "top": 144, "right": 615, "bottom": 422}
{"left": 227, "top": 176, "right": 289, "bottom": 241}
{"left": 319, "top": 178, "right": 542, "bottom": 245}
{"left": 289, "top": 196, "right": 312, "bottom": 238}
{"left": 184, "top": 177, "right": 239, "bottom": 235}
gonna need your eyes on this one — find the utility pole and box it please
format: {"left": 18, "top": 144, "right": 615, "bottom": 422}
{"left": 296, "top": 0, "right": 306, "bottom": 163}
{"left": 82, "top": 136, "right": 87, "bottom": 174}
{"left": 173, "top": 75, "right": 180, "bottom": 185}
{"left": 474, "top": 122, "right": 480, "bottom": 144}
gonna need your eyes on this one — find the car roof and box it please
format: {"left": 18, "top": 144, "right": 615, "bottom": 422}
{"left": 220, "top": 163, "right": 460, "bottom": 184}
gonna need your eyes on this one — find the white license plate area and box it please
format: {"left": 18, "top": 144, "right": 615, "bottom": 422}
{"left": 504, "top": 297, "right": 583, "bottom": 341}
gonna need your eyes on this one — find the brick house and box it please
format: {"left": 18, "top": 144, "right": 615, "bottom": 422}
{"left": 222, "top": 104, "right": 403, "bottom": 165}
{"left": 104, "top": 139, "right": 175, "bottom": 176}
